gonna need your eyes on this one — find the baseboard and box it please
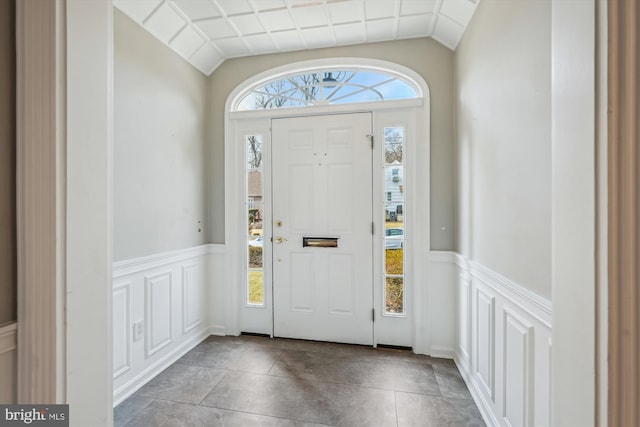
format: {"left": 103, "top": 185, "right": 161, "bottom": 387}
{"left": 113, "top": 328, "right": 209, "bottom": 407}
{"left": 209, "top": 325, "right": 226, "bottom": 336}
{"left": 455, "top": 355, "right": 501, "bottom": 427}
{"left": 428, "top": 345, "right": 455, "bottom": 359}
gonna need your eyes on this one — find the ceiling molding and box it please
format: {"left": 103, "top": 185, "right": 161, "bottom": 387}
{"left": 114, "top": 0, "right": 480, "bottom": 76}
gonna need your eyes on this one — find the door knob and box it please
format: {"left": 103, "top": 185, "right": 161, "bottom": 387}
{"left": 275, "top": 220, "right": 282, "bottom": 227}
{"left": 274, "top": 236, "right": 287, "bottom": 244}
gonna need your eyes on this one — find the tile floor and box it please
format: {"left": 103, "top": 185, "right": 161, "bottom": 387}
{"left": 114, "top": 335, "right": 485, "bottom": 427}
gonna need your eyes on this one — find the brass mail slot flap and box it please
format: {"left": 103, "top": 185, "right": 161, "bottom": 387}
{"left": 303, "top": 237, "right": 339, "bottom": 248}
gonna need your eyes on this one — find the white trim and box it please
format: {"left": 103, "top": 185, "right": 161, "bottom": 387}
{"left": 550, "top": 3, "right": 596, "bottom": 424}
{"left": 181, "top": 263, "right": 203, "bottom": 334}
{"left": 64, "top": 1, "right": 115, "bottom": 423}
{"left": 230, "top": 98, "right": 423, "bottom": 120}
{"left": 144, "top": 271, "right": 173, "bottom": 358}
{"left": 469, "top": 261, "right": 552, "bottom": 327}
{"left": 113, "top": 245, "right": 211, "bottom": 278}
{"left": 112, "top": 283, "right": 131, "bottom": 379}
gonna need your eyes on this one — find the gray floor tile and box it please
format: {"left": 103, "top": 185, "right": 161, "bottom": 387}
{"left": 201, "top": 371, "right": 398, "bottom": 426}
{"left": 114, "top": 395, "right": 153, "bottom": 427}
{"left": 134, "top": 363, "right": 226, "bottom": 404}
{"left": 179, "top": 339, "right": 282, "bottom": 374}
{"left": 115, "top": 336, "right": 485, "bottom": 427}
{"left": 270, "top": 348, "right": 441, "bottom": 396}
{"left": 433, "top": 364, "right": 474, "bottom": 400}
{"left": 121, "top": 398, "right": 329, "bottom": 427}
{"left": 396, "top": 392, "right": 485, "bottom": 427}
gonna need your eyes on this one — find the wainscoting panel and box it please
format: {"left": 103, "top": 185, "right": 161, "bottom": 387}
{"left": 0, "top": 322, "right": 17, "bottom": 403}
{"left": 182, "top": 264, "right": 202, "bottom": 334}
{"left": 144, "top": 271, "right": 173, "bottom": 357}
{"left": 502, "top": 308, "right": 533, "bottom": 427}
{"left": 475, "top": 284, "right": 495, "bottom": 401}
{"left": 458, "top": 263, "right": 472, "bottom": 365}
{"left": 454, "top": 254, "right": 552, "bottom": 427}
{"left": 112, "top": 245, "right": 213, "bottom": 406}
{"left": 112, "top": 283, "right": 131, "bottom": 378}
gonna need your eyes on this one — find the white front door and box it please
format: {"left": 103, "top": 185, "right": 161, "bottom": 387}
{"left": 271, "top": 113, "right": 373, "bottom": 345}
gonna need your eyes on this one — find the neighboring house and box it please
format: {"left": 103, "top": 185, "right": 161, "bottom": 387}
{"left": 247, "top": 170, "right": 263, "bottom": 226}
{"left": 384, "top": 160, "right": 403, "bottom": 219}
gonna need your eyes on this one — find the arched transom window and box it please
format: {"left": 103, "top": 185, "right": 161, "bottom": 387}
{"left": 236, "top": 68, "right": 420, "bottom": 111}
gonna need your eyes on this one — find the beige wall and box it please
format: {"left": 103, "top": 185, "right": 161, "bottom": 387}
{"left": 208, "top": 37, "right": 456, "bottom": 250}
{"left": 455, "top": 0, "right": 551, "bottom": 298}
{"left": 114, "top": 10, "right": 208, "bottom": 261}
{"left": 0, "top": 0, "right": 16, "bottom": 325}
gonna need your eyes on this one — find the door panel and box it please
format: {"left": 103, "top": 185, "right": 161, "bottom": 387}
{"left": 272, "top": 113, "right": 373, "bottom": 345}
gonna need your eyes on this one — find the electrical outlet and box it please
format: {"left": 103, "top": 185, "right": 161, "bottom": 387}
{"left": 133, "top": 320, "right": 144, "bottom": 342}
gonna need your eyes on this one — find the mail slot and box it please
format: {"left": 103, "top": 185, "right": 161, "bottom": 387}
{"left": 303, "top": 237, "right": 339, "bottom": 248}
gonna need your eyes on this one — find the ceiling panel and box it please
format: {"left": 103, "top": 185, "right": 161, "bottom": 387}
{"left": 115, "top": 0, "right": 161, "bottom": 23}
{"left": 302, "top": 25, "right": 335, "bottom": 48}
{"left": 432, "top": 14, "right": 465, "bottom": 49}
{"left": 144, "top": 2, "right": 185, "bottom": 43}
{"left": 196, "top": 18, "right": 236, "bottom": 39}
{"left": 270, "top": 29, "right": 306, "bottom": 50}
{"left": 114, "top": 0, "right": 481, "bottom": 76}
{"left": 244, "top": 33, "right": 278, "bottom": 52}
{"left": 259, "top": 9, "right": 297, "bottom": 32}
{"left": 214, "top": 37, "right": 252, "bottom": 57}
{"left": 440, "top": 0, "right": 478, "bottom": 26}
{"left": 364, "top": 1, "right": 396, "bottom": 20}
{"left": 216, "top": 0, "right": 253, "bottom": 16}
{"left": 397, "top": 14, "right": 432, "bottom": 38}
{"left": 333, "top": 21, "right": 365, "bottom": 44}
{"left": 400, "top": 0, "right": 437, "bottom": 16}
{"left": 169, "top": 25, "right": 205, "bottom": 58}
{"left": 365, "top": 18, "right": 395, "bottom": 42}
{"left": 253, "top": 0, "right": 288, "bottom": 12}
{"left": 172, "top": 0, "right": 220, "bottom": 20}
{"left": 328, "top": 2, "right": 363, "bottom": 24}
{"left": 229, "top": 13, "right": 266, "bottom": 36}
{"left": 290, "top": 5, "right": 329, "bottom": 28}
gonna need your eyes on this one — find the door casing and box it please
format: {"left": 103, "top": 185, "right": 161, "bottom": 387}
{"left": 225, "top": 58, "right": 431, "bottom": 352}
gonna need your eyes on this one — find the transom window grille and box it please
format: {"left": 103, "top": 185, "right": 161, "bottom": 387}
{"left": 237, "top": 68, "right": 420, "bottom": 111}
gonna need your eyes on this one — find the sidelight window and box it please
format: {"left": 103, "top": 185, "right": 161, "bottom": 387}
{"left": 246, "top": 134, "right": 264, "bottom": 306}
{"left": 384, "top": 126, "right": 405, "bottom": 315}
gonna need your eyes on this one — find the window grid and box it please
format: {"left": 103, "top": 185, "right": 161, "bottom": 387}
{"left": 238, "top": 68, "right": 419, "bottom": 111}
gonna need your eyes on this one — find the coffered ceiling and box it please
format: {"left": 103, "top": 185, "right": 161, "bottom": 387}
{"left": 114, "top": 0, "right": 480, "bottom": 75}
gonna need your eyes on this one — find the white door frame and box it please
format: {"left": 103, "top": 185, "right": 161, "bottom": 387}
{"left": 224, "top": 58, "right": 433, "bottom": 354}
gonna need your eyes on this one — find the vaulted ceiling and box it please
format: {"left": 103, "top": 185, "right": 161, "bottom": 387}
{"left": 114, "top": 0, "right": 480, "bottom": 75}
